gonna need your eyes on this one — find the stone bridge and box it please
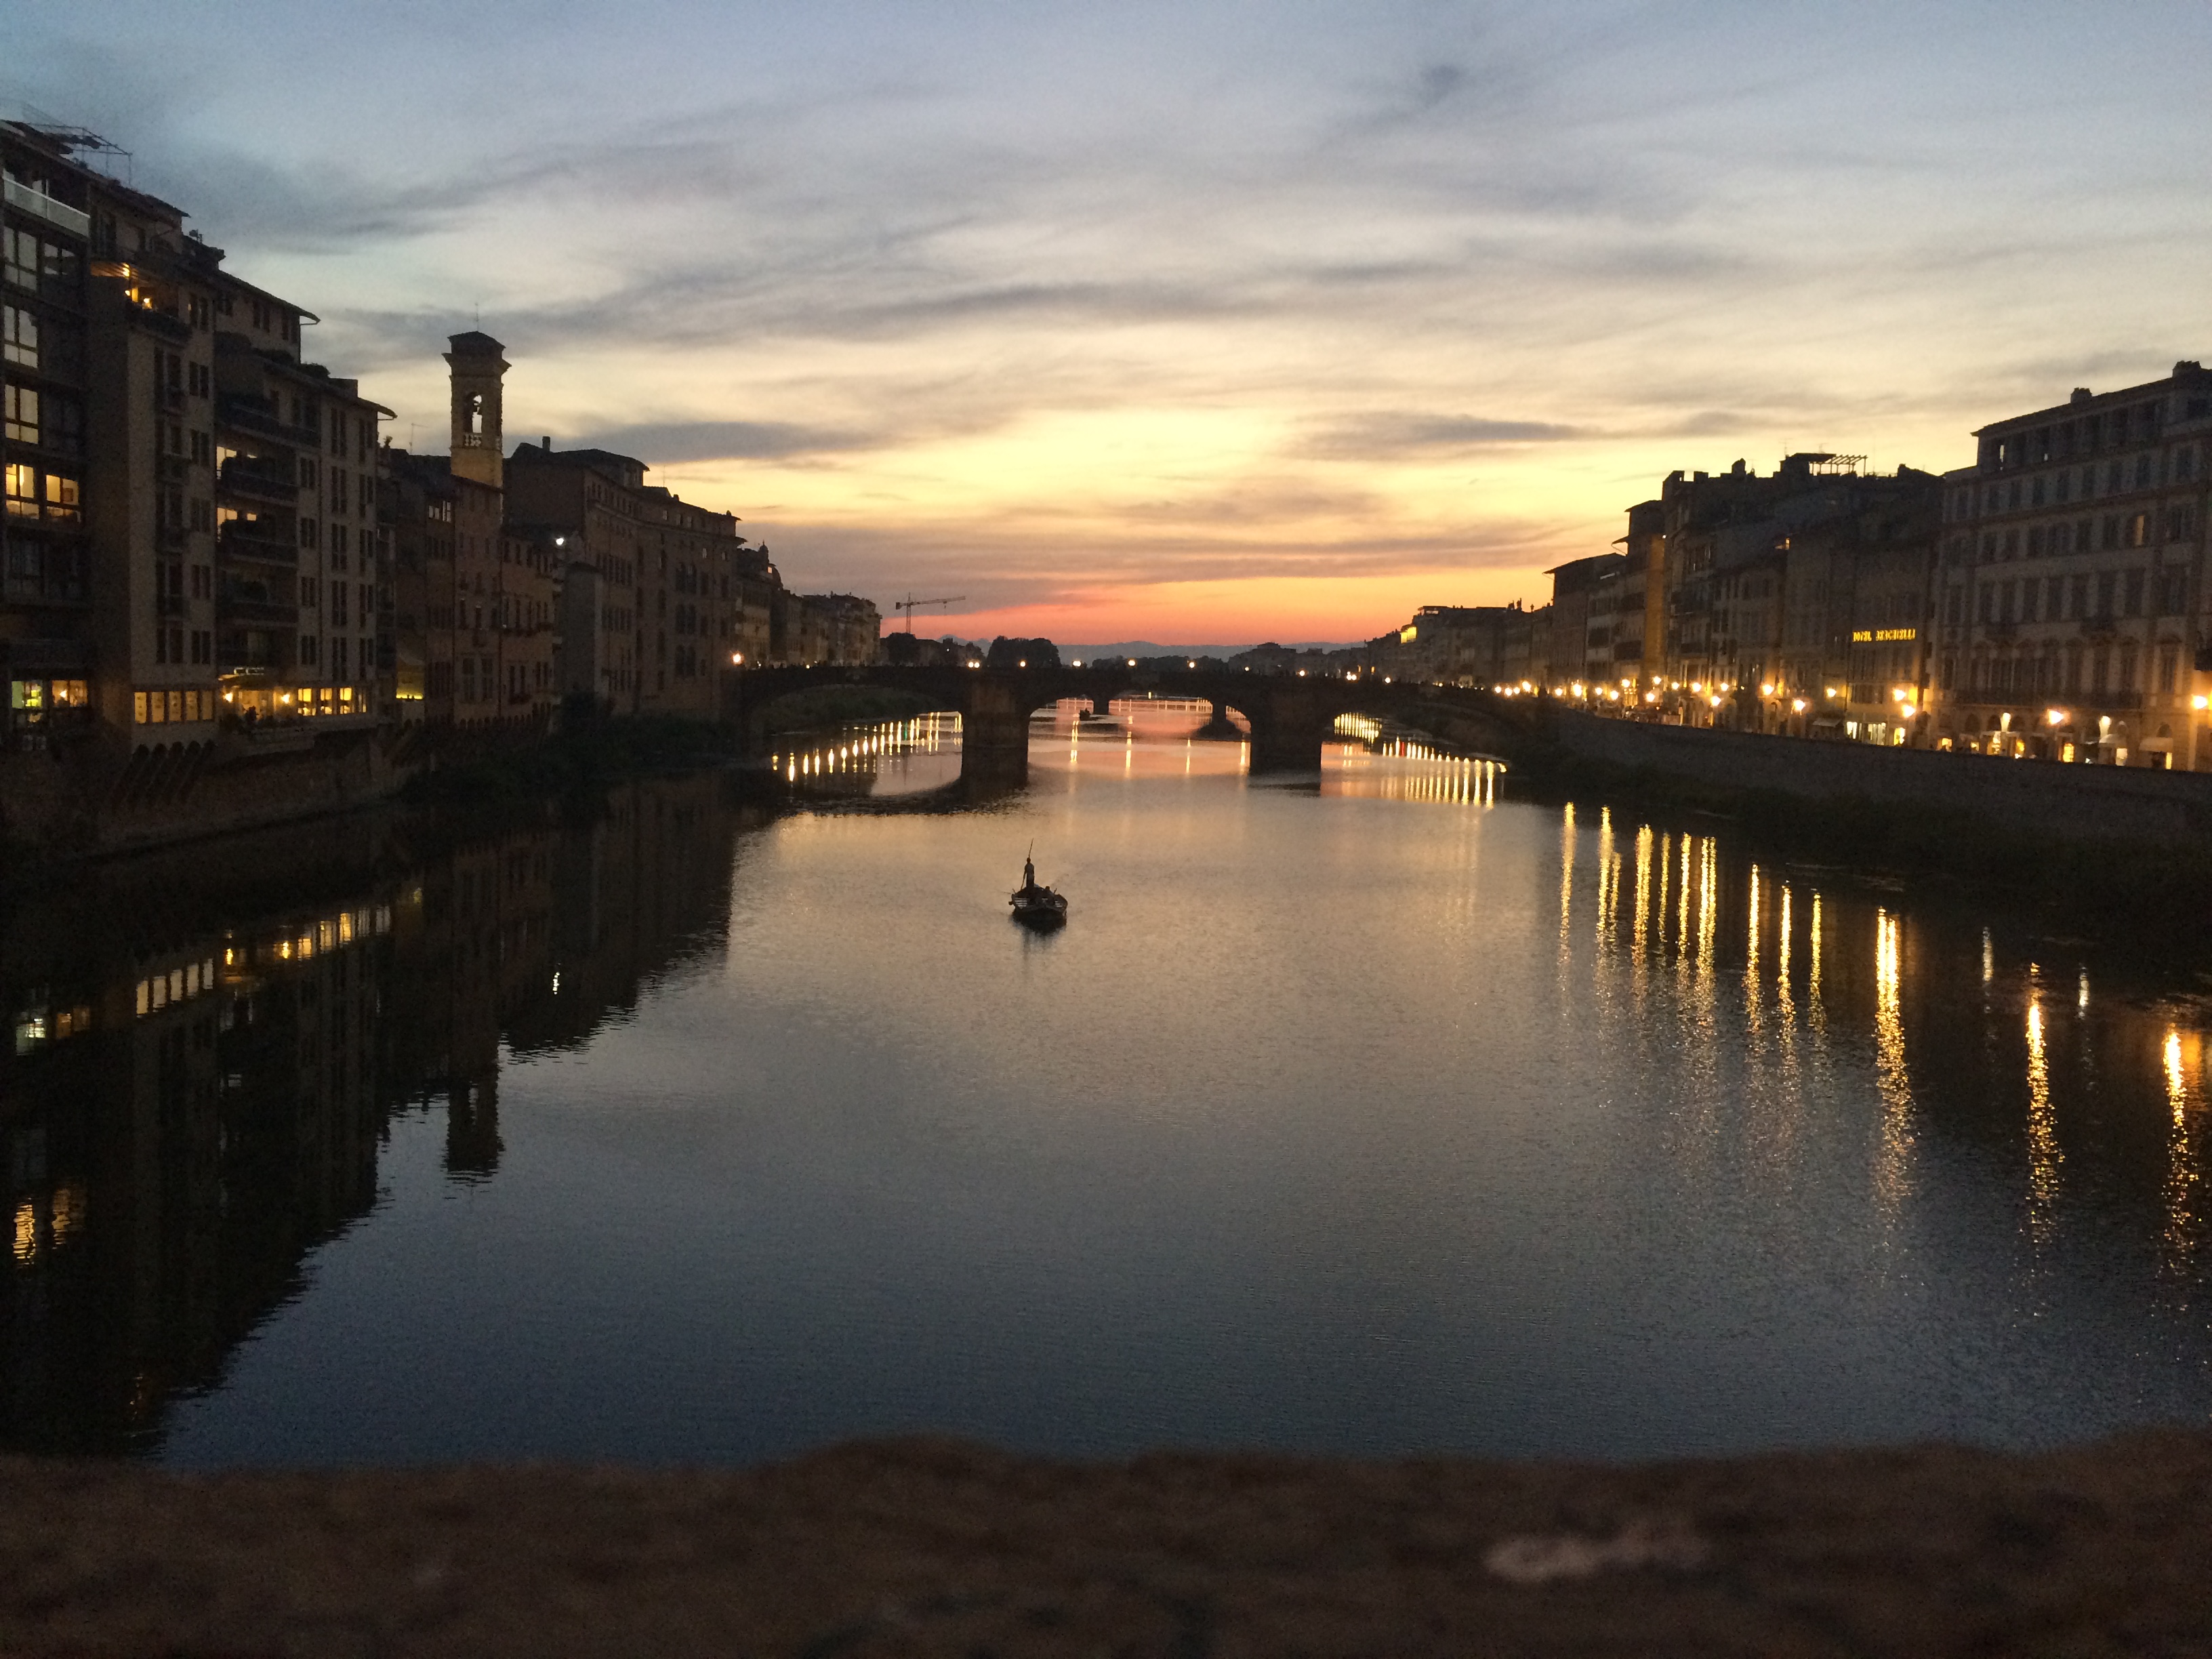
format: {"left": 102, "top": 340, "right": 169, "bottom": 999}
{"left": 720, "top": 664, "right": 1535, "bottom": 788}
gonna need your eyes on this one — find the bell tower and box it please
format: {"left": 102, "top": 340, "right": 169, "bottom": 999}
{"left": 445, "top": 330, "right": 508, "bottom": 489}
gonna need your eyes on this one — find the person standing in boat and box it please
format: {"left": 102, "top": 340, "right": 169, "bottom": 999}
{"left": 1022, "top": 854, "right": 1036, "bottom": 893}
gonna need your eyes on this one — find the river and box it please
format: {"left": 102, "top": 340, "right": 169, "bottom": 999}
{"left": 3, "top": 701, "right": 2208, "bottom": 1464}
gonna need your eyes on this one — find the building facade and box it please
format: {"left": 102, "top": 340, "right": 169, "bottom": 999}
{"left": 1931, "top": 363, "right": 2212, "bottom": 766}
{"left": 3, "top": 119, "right": 387, "bottom": 756}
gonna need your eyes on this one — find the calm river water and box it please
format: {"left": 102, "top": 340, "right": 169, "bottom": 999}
{"left": 4, "top": 702, "right": 2209, "bottom": 1465}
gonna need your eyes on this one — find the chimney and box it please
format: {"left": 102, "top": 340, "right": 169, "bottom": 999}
{"left": 542, "top": 436, "right": 552, "bottom": 452}
{"left": 2070, "top": 388, "right": 2093, "bottom": 405}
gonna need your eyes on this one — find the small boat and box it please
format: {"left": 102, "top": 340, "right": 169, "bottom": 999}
{"left": 1009, "top": 851, "right": 1068, "bottom": 928}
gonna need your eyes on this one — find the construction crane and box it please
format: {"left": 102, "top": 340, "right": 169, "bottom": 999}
{"left": 893, "top": 594, "right": 966, "bottom": 630}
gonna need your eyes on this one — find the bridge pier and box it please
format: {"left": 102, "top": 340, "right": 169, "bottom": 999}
{"left": 1243, "top": 682, "right": 1334, "bottom": 772}
{"left": 958, "top": 675, "right": 1033, "bottom": 789}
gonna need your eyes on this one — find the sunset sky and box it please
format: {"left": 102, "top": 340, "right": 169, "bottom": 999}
{"left": 12, "top": 1, "right": 2211, "bottom": 643}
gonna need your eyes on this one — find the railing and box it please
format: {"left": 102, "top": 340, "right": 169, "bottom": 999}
{"left": 156, "top": 592, "right": 188, "bottom": 616}
{"left": 217, "top": 594, "right": 296, "bottom": 625}
{"left": 216, "top": 458, "right": 298, "bottom": 502}
{"left": 3, "top": 176, "right": 91, "bottom": 235}
{"left": 155, "top": 380, "right": 187, "bottom": 409}
{"left": 218, "top": 525, "right": 298, "bottom": 566}
{"left": 157, "top": 453, "right": 190, "bottom": 481}
{"left": 138, "top": 312, "right": 191, "bottom": 347}
{"left": 216, "top": 396, "right": 316, "bottom": 447}
{"left": 156, "top": 521, "right": 190, "bottom": 552}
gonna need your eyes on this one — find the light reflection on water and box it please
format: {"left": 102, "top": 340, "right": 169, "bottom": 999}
{"left": 3, "top": 718, "right": 2211, "bottom": 1467}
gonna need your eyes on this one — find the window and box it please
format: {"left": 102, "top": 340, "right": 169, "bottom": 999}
{"left": 2136, "top": 455, "right": 2154, "bottom": 489}
{"left": 1, "top": 302, "right": 36, "bottom": 368}
{"left": 300, "top": 518, "right": 319, "bottom": 550}
{"left": 2097, "top": 572, "right": 2116, "bottom": 616}
{"left": 2127, "top": 512, "right": 2150, "bottom": 548}
{"left": 2, "top": 384, "right": 35, "bottom": 444}
{"left": 1977, "top": 583, "right": 1994, "bottom": 623}
{"left": 41, "top": 471, "right": 78, "bottom": 521}
{"left": 2159, "top": 646, "right": 2179, "bottom": 694}
{"left": 2120, "top": 644, "right": 2138, "bottom": 692}
{"left": 2166, "top": 504, "right": 2196, "bottom": 543}
{"left": 2125, "top": 569, "right": 2146, "bottom": 616}
{"left": 2159, "top": 570, "right": 2188, "bottom": 615}
{"left": 1, "top": 228, "right": 35, "bottom": 289}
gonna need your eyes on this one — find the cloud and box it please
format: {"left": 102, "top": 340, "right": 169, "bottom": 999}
{"left": 1302, "top": 412, "right": 1589, "bottom": 458}
{"left": 579, "top": 419, "right": 878, "bottom": 464}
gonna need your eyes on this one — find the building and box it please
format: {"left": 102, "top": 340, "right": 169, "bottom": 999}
{"left": 798, "top": 592, "right": 881, "bottom": 665}
{"left": 506, "top": 438, "right": 753, "bottom": 716}
{"left": 1544, "top": 552, "right": 1626, "bottom": 691}
{"left": 1647, "top": 454, "right": 1938, "bottom": 731}
{"left": 2, "top": 119, "right": 386, "bottom": 754}
{"left": 1931, "top": 363, "right": 2212, "bottom": 766}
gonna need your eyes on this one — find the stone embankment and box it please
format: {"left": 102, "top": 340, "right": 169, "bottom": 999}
{"left": 1538, "top": 708, "right": 2212, "bottom": 848}
{"left": 1, "top": 1430, "right": 2207, "bottom": 1656}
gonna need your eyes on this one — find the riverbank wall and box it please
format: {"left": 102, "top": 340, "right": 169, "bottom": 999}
{"left": 0, "top": 727, "right": 412, "bottom": 862}
{"left": 1534, "top": 708, "right": 2212, "bottom": 849}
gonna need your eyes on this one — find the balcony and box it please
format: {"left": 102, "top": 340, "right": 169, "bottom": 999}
{"left": 218, "top": 592, "right": 296, "bottom": 626}
{"left": 139, "top": 312, "right": 191, "bottom": 348}
{"left": 217, "top": 457, "right": 298, "bottom": 504}
{"left": 157, "top": 521, "right": 190, "bottom": 553}
{"left": 156, "top": 592, "right": 189, "bottom": 616}
{"left": 216, "top": 395, "right": 315, "bottom": 448}
{"left": 157, "top": 453, "right": 191, "bottom": 482}
{"left": 218, "top": 524, "right": 298, "bottom": 567}
{"left": 3, "top": 176, "right": 91, "bottom": 236}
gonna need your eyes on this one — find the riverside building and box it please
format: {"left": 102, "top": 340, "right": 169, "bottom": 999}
{"left": 1, "top": 119, "right": 387, "bottom": 752}
{"left": 1931, "top": 363, "right": 2212, "bottom": 766}
{"left": 505, "top": 439, "right": 750, "bottom": 718}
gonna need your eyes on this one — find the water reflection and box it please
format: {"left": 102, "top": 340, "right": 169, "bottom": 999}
{"left": 0, "top": 776, "right": 745, "bottom": 1452}
{"left": 1559, "top": 812, "right": 2212, "bottom": 1282}
{"left": 774, "top": 714, "right": 963, "bottom": 798}
{"left": 8, "top": 747, "right": 2212, "bottom": 1466}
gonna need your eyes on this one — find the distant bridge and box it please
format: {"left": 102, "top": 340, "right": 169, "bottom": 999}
{"left": 720, "top": 663, "right": 1536, "bottom": 789}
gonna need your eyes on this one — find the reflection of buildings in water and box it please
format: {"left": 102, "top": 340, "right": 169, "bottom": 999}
{"left": 2024, "top": 988, "right": 2061, "bottom": 1244}
{"left": 2163, "top": 1028, "right": 2201, "bottom": 1281}
{"left": 774, "top": 715, "right": 962, "bottom": 798}
{"left": 1872, "top": 909, "right": 1915, "bottom": 1218}
{"left": 2, "top": 885, "right": 397, "bottom": 1452}
{"left": 0, "top": 775, "right": 746, "bottom": 1452}
{"left": 1567, "top": 806, "right": 2209, "bottom": 1277}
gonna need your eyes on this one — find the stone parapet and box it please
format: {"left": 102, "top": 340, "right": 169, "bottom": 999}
{"left": 0, "top": 1431, "right": 2207, "bottom": 1655}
